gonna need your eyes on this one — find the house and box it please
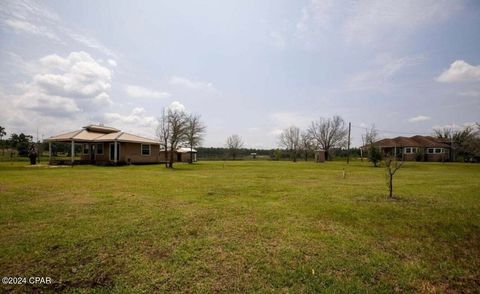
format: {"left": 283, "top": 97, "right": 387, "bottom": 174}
{"left": 366, "top": 135, "right": 451, "bottom": 162}
{"left": 45, "top": 125, "right": 197, "bottom": 165}
{"left": 159, "top": 147, "right": 197, "bottom": 163}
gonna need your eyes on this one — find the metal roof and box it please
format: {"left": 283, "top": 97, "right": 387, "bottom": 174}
{"left": 159, "top": 147, "right": 197, "bottom": 153}
{"left": 45, "top": 125, "right": 159, "bottom": 144}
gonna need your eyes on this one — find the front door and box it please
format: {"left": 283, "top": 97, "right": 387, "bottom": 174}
{"left": 109, "top": 143, "right": 120, "bottom": 161}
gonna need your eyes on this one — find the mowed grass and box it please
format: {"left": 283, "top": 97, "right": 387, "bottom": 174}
{"left": 0, "top": 160, "right": 479, "bottom": 293}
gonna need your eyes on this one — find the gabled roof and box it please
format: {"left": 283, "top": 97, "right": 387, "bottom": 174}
{"left": 371, "top": 135, "right": 450, "bottom": 148}
{"left": 45, "top": 125, "right": 159, "bottom": 144}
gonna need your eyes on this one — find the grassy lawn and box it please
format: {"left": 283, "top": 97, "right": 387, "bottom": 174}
{"left": 0, "top": 160, "right": 479, "bottom": 293}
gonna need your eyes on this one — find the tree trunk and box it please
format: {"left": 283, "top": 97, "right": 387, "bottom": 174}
{"left": 189, "top": 145, "right": 193, "bottom": 164}
{"left": 293, "top": 150, "right": 296, "bottom": 162}
{"left": 304, "top": 151, "right": 308, "bottom": 161}
{"left": 163, "top": 140, "right": 168, "bottom": 168}
{"left": 389, "top": 174, "right": 393, "bottom": 198}
{"left": 168, "top": 144, "right": 174, "bottom": 168}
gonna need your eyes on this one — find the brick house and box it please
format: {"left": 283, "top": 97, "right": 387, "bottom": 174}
{"left": 366, "top": 135, "right": 451, "bottom": 162}
{"left": 45, "top": 125, "right": 197, "bottom": 165}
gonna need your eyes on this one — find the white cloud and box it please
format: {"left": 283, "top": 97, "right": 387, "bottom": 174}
{"left": 16, "top": 92, "right": 80, "bottom": 116}
{"left": 12, "top": 51, "right": 113, "bottom": 118}
{"left": 436, "top": 60, "right": 480, "bottom": 83}
{"left": 167, "top": 101, "right": 186, "bottom": 113}
{"left": 408, "top": 115, "right": 431, "bottom": 123}
{"left": 169, "top": 76, "right": 216, "bottom": 92}
{"left": 4, "top": 19, "right": 60, "bottom": 41}
{"left": 34, "top": 51, "right": 112, "bottom": 100}
{"left": 125, "top": 85, "right": 171, "bottom": 99}
{"left": 107, "top": 59, "right": 117, "bottom": 67}
{"left": 104, "top": 107, "right": 157, "bottom": 127}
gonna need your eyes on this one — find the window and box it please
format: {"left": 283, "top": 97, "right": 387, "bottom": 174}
{"left": 141, "top": 144, "right": 151, "bottom": 156}
{"left": 404, "top": 147, "right": 417, "bottom": 154}
{"left": 427, "top": 148, "right": 443, "bottom": 154}
{"left": 83, "top": 144, "right": 89, "bottom": 154}
{"left": 96, "top": 143, "right": 104, "bottom": 155}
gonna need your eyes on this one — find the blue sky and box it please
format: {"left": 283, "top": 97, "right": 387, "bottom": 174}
{"left": 1, "top": 0, "right": 479, "bottom": 148}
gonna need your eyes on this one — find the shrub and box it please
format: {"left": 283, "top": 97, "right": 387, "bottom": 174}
{"left": 368, "top": 145, "right": 382, "bottom": 167}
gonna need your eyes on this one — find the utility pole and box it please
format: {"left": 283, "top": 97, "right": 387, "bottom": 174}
{"left": 347, "top": 122, "right": 351, "bottom": 164}
{"left": 36, "top": 127, "right": 40, "bottom": 163}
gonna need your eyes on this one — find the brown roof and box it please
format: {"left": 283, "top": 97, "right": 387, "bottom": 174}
{"left": 45, "top": 125, "right": 159, "bottom": 144}
{"left": 372, "top": 135, "right": 450, "bottom": 148}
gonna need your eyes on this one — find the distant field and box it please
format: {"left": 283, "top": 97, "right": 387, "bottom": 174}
{"left": 0, "top": 160, "right": 479, "bottom": 292}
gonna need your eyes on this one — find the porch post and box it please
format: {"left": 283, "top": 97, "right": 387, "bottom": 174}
{"left": 114, "top": 140, "right": 117, "bottom": 165}
{"left": 71, "top": 140, "right": 75, "bottom": 165}
{"left": 49, "top": 141, "right": 52, "bottom": 163}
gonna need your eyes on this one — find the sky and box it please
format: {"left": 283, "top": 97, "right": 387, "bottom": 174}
{"left": 0, "top": 0, "right": 479, "bottom": 148}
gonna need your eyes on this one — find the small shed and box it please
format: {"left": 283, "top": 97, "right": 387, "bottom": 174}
{"left": 315, "top": 150, "right": 325, "bottom": 163}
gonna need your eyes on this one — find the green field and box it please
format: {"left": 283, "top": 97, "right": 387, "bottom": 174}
{"left": 0, "top": 160, "right": 479, "bottom": 293}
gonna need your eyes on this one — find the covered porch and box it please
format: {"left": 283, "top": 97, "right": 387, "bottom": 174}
{"left": 44, "top": 125, "right": 160, "bottom": 165}
{"left": 45, "top": 140, "right": 121, "bottom": 165}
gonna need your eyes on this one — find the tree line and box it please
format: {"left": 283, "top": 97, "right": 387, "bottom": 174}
{"left": 0, "top": 126, "right": 35, "bottom": 156}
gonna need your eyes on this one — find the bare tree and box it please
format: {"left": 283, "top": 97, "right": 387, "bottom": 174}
{"left": 362, "top": 124, "right": 381, "bottom": 167}
{"left": 300, "top": 131, "right": 314, "bottom": 161}
{"left": 185, "top": 114, "right": 206, "bottom": 164}
{"left": 156, "top": 108, "right": 170, "bottom": 167}
{"left": 433, "top": 128, "right": 453, "bottom": 140}
{"left": 167, "top": 108, "right": 188, "bottom": 168}
{"left": 279, "top": 126, "right": 300, "bottom": 162}
{"left": 308, "top": 115, "right": 348, "bottom": 160}
{"left": 362, "top": 124, "right": 378, "bottom": 146}
{"left": 385, "top": 155, "right": 404, "bottom": 198}
{"left": 0, "top": 126, "right": 6, "bottom": 156}
{"left": 226, "top": 135, "right": 243, "bottom": 160}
